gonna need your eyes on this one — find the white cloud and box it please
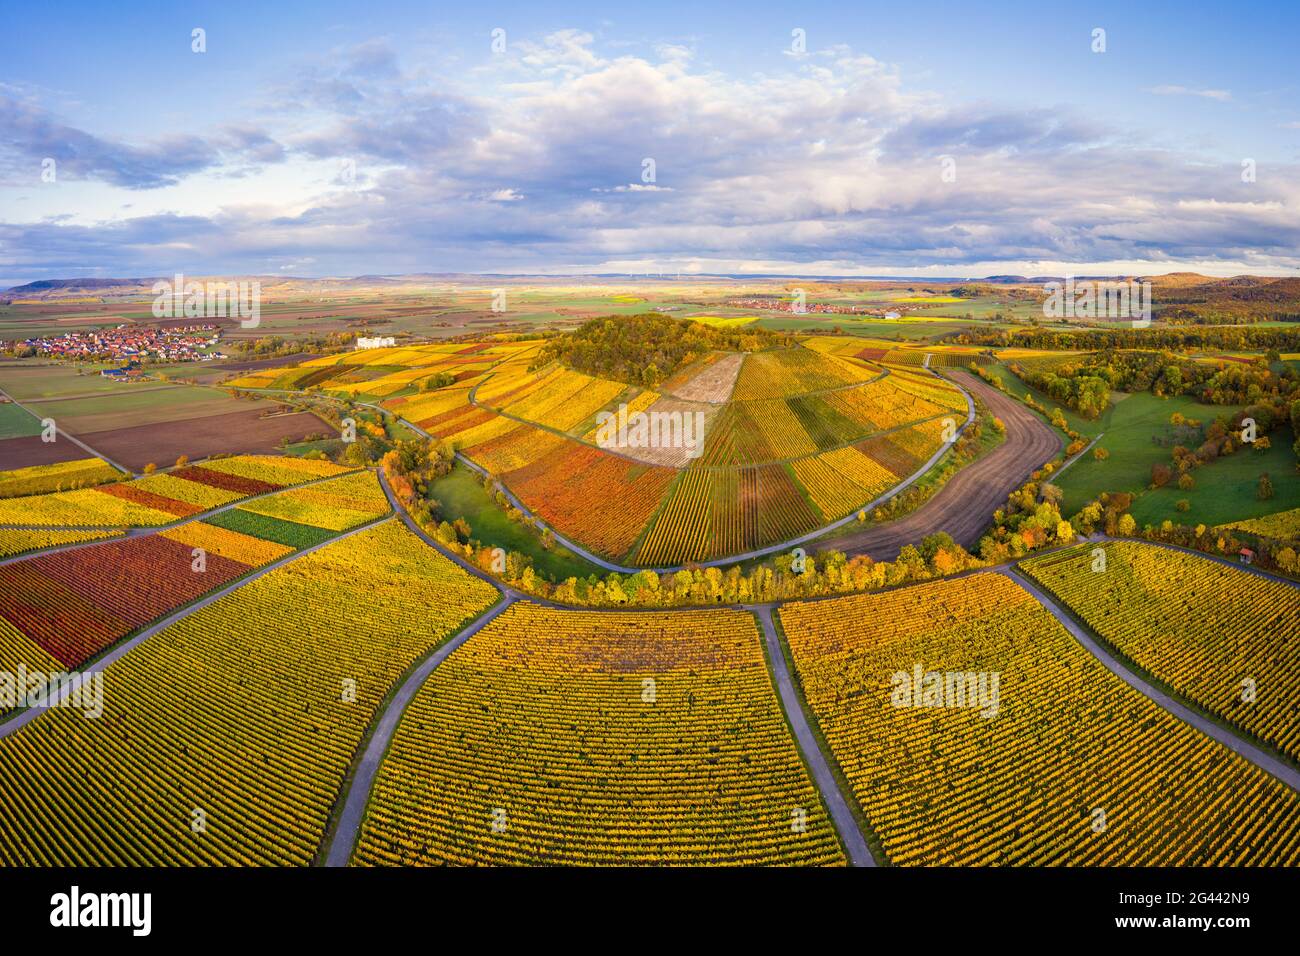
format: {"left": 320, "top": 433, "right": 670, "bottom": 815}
{"left": 594, "top": 184, "right": 674, "bottom": 193}
{"left": 1147, "top": 85, "right": 1232, "bottom": 102}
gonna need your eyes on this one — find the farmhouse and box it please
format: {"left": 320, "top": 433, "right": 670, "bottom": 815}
{"left": 100, "top": 361, "right": 143, "bottom": 380}
{"left": 355, "top": 336, "right": 396, "bottom": 349}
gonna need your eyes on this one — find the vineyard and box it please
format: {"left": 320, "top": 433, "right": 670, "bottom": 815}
{"left": 0, "top": 455, "right": 354, "bottom": 527}
{"left": 8, "top": 10, "right": 1300, "bottom": 889}
{"left": 0, "top": 521, "right": 499, "bottom": 865}
{"left": 226, "top": 341, "right": 536, "bottom": 400}
{"left": 0, "top": 527, "right": 123, "bottom": 560}
{"left": 636, "top": 463, "right": 819, "bottom": 564}
{"left": 1022, "top": 541, "right": 1300, "bottom": 762}
{"left": 780, "top": 573, "right": 1300, "bottom": 865}
{"left": 0, "top": 470, "right": 386, "bottom": 676}
{"left": 370, "top": 340, "right": 968, "bottom": 564}
{"left": 730, "top": 346, "right": 879, "bottom": 400}
{"left": 0, "top": 457, "right": 123, "bottom": 498}
{"left": 1219, "top": 507, "right": 1300, "bottom": 541}
{"left": 352, "top": 602, "right": 845, "bottom": 866}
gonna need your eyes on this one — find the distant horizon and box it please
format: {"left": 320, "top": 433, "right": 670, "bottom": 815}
{"left": 5, "top": 267, "right": 1300, "bottom": 293}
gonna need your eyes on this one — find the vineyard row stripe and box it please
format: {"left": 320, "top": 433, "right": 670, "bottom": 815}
{"left": 0, "top": 512, "right": 397, "bottom": 739}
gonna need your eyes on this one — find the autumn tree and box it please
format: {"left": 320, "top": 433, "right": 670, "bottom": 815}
{"left": 1257, "top": 472, "right": 1274, "bottom": 500}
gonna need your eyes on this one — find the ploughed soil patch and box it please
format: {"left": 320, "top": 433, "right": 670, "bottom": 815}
{"left": 79, "top": 408, "right": 333, "bottom": 471}
{"left": 212, "top": 353, "right": 315, "bottom": 373}
{"left": 0, "top": 434, "right": 95, "bottom": 469}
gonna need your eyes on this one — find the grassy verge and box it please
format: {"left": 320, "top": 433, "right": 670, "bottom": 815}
{"left": 427, "top": 462, "right": 603, "bottom": 581}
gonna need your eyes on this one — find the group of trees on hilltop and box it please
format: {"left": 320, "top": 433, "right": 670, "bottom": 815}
{"left": 234, "top": 332, "right": 356, "bottom": 356}
{"left": 530, "top": 313, "right": 788, "bottom": 386}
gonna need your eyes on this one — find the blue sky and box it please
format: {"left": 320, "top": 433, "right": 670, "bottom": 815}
{"left": 1, "top": 0, "right": 1297, "bottom": 284}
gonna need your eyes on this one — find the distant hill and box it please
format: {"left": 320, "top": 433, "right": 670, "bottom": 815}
{"left": 6, "top": 277, "right": 161, "bottom": 293}
{"left": 5, "top": 270, "right": 1297, "bottom": 305}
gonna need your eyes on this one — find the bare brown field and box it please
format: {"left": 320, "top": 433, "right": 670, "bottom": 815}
{"left": 82, "top": 408, "right": 333, "bottom": 470}
{"left": 0, "top": 435, "right": 93, "bottom": 469}
{"left": 665, "top": 352, "right": 744, "bottom": 403}
{"left": 608, "top": 398, "right": 720, "bottom": 467}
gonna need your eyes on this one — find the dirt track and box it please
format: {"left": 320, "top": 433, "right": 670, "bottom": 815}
{"left": 818, "top": 370, "right": 1060, "bottom": 561}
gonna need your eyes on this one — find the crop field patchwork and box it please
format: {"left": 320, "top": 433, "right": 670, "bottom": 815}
{"left": 731, "top": 346, "right": 879, "bottom": 401}
{"left": 504, "top": 440, "right": 677, "bottom": 559}
{"left": 0, "top": 457, "right": 123, "bottom": 498}
{"left": 0, "top": 521, "right": 498, "bottom": 865}
{"left": 0, "top": 527, "right": 124, "bottom": 560}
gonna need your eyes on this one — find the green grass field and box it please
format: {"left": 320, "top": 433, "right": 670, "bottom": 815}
{"left": 24, "top": 385, "right": 264, "bottom": 433}
{"left": 1054, "top": 391, "right": 1247, "bottom": 516}
{"left": 1128, "top": 429, "right": 1300, "bottom": 528}
{"left": 0, "top": 362, "right": 146, "bottom": 400}
{"left": 204, "top": 508, "right": 339, "bottom": 548}
{"left": 0, "top": 401, "right": 42, "bottom": 439}
{"left": 427, "top": 462, "right": 602, "bottom": 581}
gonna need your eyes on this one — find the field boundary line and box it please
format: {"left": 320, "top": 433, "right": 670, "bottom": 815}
{"left": 1000, "top": 565, "right": 1300, "bottom": 792}
{"left": 323, "top": 594, "right": 515, "bottom": 867}
{"left": 1049, "top": 432, "right": 1103, "bottom": 482}
{"left": 0, "top": 513, "right": 396, "bottom": 738}
{"left": 0, "top": 530, "right": 130, "bottom": 565}
{"left": 752, "top": 605, "right": 877, "bottom": 866}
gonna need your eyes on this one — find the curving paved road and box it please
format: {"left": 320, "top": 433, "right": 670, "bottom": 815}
{"left": 817, "top": 370, "right": 1060, "bottom": 561}
{"left": 324, "top": 594, "right": 515, "bottom": 867}
{"left": 753, "top": 606, "right": 876, "bottom": 866}
{"left": 1002, "top": 566, "right": 1299, "bottom": 793}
